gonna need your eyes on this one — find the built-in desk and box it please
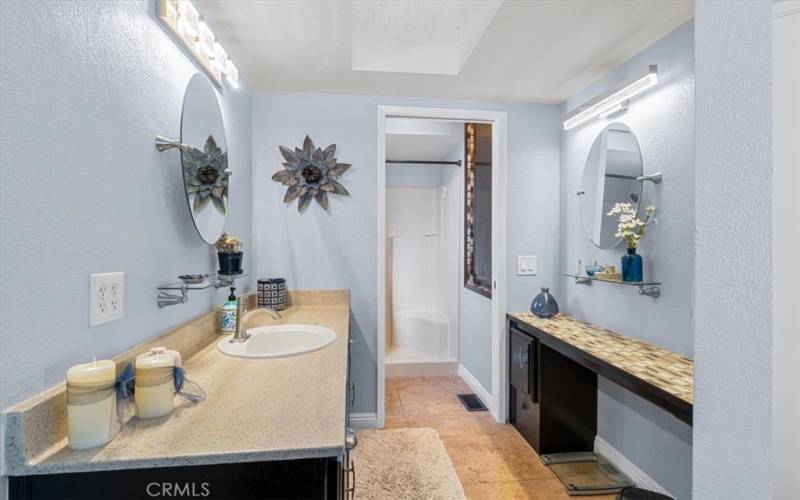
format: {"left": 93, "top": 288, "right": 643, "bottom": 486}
{"left": 507, "top": 313, "right": 693, "bottom": 454}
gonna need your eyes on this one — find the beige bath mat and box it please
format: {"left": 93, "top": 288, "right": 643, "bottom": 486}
{"left": 352, "top": 427, "right": 466, "bottom": 500}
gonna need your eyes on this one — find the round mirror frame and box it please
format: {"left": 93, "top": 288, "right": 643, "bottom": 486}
{"left": 180, "top": 73, "right": 229, "bottom": 245}
{"left": 579, "top": 122, "right": 644, "bottom": 249}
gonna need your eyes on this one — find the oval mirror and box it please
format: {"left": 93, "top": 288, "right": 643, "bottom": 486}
{"left": 579, "top": 123, "right": 643, "bottom": 248}
{"left": 180, "top": 73, "right": 228, "bottom": 244}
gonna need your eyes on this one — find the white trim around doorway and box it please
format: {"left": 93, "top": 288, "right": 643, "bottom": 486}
{"left": 377, "top": 105, "right": 508, "bottom": 428}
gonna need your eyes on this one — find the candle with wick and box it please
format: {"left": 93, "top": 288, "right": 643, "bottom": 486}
{"left": 135, "top": 347, "right": 176, "bottom": 419}
{"left": 66, "top": 357, "right": 119, "bottom": 450}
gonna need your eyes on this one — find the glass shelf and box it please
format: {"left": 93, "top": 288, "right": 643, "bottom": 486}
{"left": 157, "top": 281, "right": 211, "bottom": 291}
{"left": 158, "top": 273, "right": 248, "bottom": 291}
{"left": 563, "top": 274, "right": 661, "bottom": 298}
{"left": 564, "top": 274, "right": 660, "bottom": 286}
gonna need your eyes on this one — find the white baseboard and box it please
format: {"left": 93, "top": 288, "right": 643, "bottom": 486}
{"left": 349, "top": 412, "right": 379, "bottom": 429}
{"left": 594, "top": 436, "right": 672, "bottom": 497}
{"left": 457, "top": 364, "right": 493, "bottom": 413}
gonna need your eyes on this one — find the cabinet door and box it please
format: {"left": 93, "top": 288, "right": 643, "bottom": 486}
{"left": 510, "top": 328, "right": 533, "bottom": 394}
{"left": 512, "top": 385, "right": 541, "bottom": 452}
{"left": 10, "top": 459, "right": 333, "bottom": 499}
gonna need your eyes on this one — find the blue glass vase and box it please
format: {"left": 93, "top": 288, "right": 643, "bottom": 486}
{"left": 530, "top": 287, "right": 559, "bottom": 318}
{"left": 621, "top": 248, "right": 643, "bottom": 282}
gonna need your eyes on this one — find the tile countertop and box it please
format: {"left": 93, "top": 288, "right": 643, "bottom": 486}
{"left": 3, "top": 290, "right": 350, "bottom": 476}
{"left": 508, "top": 312, "right": 693, "bottom": 406}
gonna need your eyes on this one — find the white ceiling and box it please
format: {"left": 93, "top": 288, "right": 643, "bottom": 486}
{"left": 350, "top": 1, "right": 502, "bottom": 75}
{"left": 197, "top": 0, "right": 693, "bottom": 103}
{"left": 386, "top": 118, "right": 462, "bottom": 161}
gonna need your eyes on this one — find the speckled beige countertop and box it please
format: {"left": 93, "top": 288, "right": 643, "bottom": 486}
{"left": 509, "top": 312, "right": 693, "bottom": 405}
{"left": 4, "top": 290, "right": 350, "bottom": 476}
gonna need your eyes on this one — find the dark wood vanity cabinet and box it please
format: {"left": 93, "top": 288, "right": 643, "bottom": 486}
{"left": 10, "top": 458, "right": 340, "bottom": 500}
{"left": 508, "top": 321, "right": 597, "bottom": 455}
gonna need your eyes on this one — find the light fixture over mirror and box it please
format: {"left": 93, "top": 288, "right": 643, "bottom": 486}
{"left": 156, "top": 0, "right": 239, "bottom": 89}
{"left": 564, "top": 65, "right": 658, "bottom": 130}
{"left": 579, "top": 123, "right": 643, "bottom": 249}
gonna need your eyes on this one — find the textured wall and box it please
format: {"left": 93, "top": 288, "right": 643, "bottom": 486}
{"left": 559, "top": 22, "right": 694, "bottom": 498}
{"left": 0, "top": 0, "right": 253, "bottom": 417}
{"left": 251, "top": 92, "right": 560, "bottom": 412}
{"left": 772, "top": 2, "right": 800, "bottom": 498}
{"left": 694, "top": 3, "right": 773, "bottom": 499}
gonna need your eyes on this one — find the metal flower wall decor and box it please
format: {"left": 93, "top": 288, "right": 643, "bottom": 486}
{"left": 183, "top": 135, "right": 229, "bottom": 215}
{"left": 271, "top": 135, "right": 351, "bottom": 211}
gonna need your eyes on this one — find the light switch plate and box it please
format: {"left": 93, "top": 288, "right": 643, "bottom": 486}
{"left": 517, "top": 255, "right": 537, "bottom": 276}
{"left": 90, "top": 272, "right": 124, "bottom": 326}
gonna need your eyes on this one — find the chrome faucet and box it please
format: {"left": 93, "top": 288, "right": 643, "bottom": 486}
{"left": 261, "top": 308, "right": 282, "bottom": 320}
{"left": 230, "top": 297, "right": 250, "bottom": 343}
{"left": 229, "top": 297, "right": 282, "bottom": 343}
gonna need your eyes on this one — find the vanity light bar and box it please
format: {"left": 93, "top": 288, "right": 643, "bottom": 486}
{"left": 156, "top": 0, "right": 239, "bottom": 89}
{"left": 563, "top": 65, "right": 658, "bottom": 130}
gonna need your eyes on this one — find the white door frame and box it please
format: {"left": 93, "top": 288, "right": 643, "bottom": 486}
{"left": 377, "top": 105, "right": 508, "bottom": 427}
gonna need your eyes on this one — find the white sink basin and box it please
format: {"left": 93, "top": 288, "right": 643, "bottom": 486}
{"left": 217, "top": 324, "right": 337, "bottom": 359}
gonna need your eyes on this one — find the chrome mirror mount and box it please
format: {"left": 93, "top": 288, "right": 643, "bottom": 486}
{"left": 154, "top": 135, "right": 186, "bottom": 152}
{"left": 637, "top": 172, "right": 663, "bottom": 184}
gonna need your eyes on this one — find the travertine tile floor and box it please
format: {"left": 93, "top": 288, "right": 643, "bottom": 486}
{"left": 385, "top": 376, "right": 616, "bottom": 500}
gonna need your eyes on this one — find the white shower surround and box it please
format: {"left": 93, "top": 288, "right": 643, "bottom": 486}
{"left": 387, "top": 187, "right": 456, "bottom": 365}
{"left": 392, "top": 310, "right": 449, "bottom": 355}
{"left": 384, "top": 118, "right": 465, "bottom": 375}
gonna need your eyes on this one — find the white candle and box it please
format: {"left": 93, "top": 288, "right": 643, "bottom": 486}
{"left": 67, "top": 359, "right": 118, "bottom": 450}
{"left": 135, "top": 350, "right": 175, "bottom": 419}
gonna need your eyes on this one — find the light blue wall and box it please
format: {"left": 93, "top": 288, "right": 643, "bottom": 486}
{"left": 459, "top": 289, "right": 491, "bottom": 387}
{"left": 694, "top": 3, "right": 773, "bottom": 499}
{"left": 0, "top": 0, "right": 254, "bottom": 414}
{"left": 251, "top": 92, "right": 560, "bottom": 410}
{"left": 559, "top": 22, "right": 694, "bottom": 499}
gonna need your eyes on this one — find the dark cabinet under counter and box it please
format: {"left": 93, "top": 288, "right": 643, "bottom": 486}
{"left": 9, "top": 457, "right": 342, "bottom": 500}
{"left": 508, "top": 322, "right": 597, "bottom": 455}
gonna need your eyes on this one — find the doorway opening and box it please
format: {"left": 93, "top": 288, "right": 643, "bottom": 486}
{"left": 377, "top": 106, "right": 508, "bottom": 428}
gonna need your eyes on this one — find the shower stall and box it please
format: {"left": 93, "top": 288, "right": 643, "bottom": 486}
{"left": 384, "top": 119, "right": 462, "bottom": 376}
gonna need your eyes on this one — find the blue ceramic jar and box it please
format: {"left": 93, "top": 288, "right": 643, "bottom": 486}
{"left": 530, "top": 287, "right": 559, "bottom": 318}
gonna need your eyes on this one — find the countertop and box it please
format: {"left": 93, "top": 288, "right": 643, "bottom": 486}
{"left": 4, "top": 290, "right": 350, "bottom": 476}
{"left": 508, "top": 312, "right": 693, "bottom": 406}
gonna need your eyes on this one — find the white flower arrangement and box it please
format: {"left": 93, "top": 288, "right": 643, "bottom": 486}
{"left": 607, "top": 202, "right": 656, "bottom": 250}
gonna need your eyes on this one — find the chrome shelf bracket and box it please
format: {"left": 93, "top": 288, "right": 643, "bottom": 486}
{"left": 157, "top": 284, "right": 188, "bottom": 308}
{"left": 574, "top": 276, "right": 593, "bottom": 286}
{"left": 638, "top": 285, "right": 661, "bottom": 298}
{"left": 214, "top": 273, "right": 248, "bottom": 289}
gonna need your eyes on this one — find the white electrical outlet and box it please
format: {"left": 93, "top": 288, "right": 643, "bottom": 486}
{"left": 90, "top": 272, "right": 124, "bottom": 326}
{"left": 517, "top": 255, "right": 538, "bottom": 276}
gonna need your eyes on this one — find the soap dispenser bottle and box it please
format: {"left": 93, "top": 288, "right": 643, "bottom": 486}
{"left": 220, "top": 287, "right": 237, "bottom": 335}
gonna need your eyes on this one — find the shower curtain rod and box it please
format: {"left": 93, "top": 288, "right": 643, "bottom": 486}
{"left": 386, "top": 159, "right": 462, "bottom": 166}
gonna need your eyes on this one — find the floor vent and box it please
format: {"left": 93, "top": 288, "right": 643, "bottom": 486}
{"left": 457, "top": 393, "right": 487, "bottom": 412}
